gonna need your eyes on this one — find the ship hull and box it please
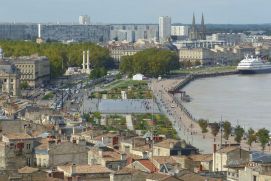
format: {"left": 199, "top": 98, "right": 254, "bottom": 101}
{"left": 238, "top": 68, "right": 271, "bottom": 74}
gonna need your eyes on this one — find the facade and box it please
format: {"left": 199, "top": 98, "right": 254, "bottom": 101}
{"left": 9, "top": 55, "right": 50, "bottom": 87}
{"left": 0, "top": 59, "right": 20, "bottom": 96}
{"left": 159, "top": 16, "right": 171, "bottom": 43}
{"left": 88, "top": 148, "right": 127, "bottom": 171}
{"left": 179, "top": 48, "right": 214, "bottom": 65}
{"left": 34, "top": 140, "right": 88, "bottom": 168}
{"left": 239, "top": 152, "right": 271, "bottom": 181}
{"left": 213, "top": 146, "right": 250, "bottom": 172}
{"left": 171, "top": 25, "right": 189, "bottom": 37}
{"left": 57, "top": 164, "right": 113, "bottom": 180}
{"left": 79, "top": 15, "right": 90, "bottom": 25}
{"left": 189, "top": 14, "right": 206, "bottom": 41}
{"left": 0, "top": 133, "right": 36, "bottom": 169}
{"left": 109, "top": 46, "right": 141, "bottom": 63}
{"left": 211, "top": 33, "right": 245, "bottom": 45}
{"left": 0, "top": 23, "right": 110, "bottom": 42}
{"left": 110, "top": 24, "right": 159, "bottom": 42}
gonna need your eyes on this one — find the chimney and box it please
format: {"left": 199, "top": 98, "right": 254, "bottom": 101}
{"left": 143, "top": 151, "right": 148, "bottom": 159}
{"left": 98, "top": 150, "right": 103, "bottom": 157}
{"left": 169, "top": 142, "right": 174, "bottom": 149}
{"left": 120, "top": 153, "right": 127, "bottom": 161}
{"left": 70, "top": 163, "right": 76, "bottom": 176}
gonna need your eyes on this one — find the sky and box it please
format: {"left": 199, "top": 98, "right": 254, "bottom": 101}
{"left": 0, "top": 0, "right": 270, "bottom": 24}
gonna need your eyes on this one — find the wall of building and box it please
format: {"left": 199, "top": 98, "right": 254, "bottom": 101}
{"left": 48, "top": 142, "right": 88, "bottom": 167}
{"left": 110, "top": 24, "right": 158, "bottom": 42}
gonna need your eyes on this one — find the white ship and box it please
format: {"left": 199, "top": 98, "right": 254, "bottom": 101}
{"left": 237, "top": 56, "right": 271, "bottom": 74}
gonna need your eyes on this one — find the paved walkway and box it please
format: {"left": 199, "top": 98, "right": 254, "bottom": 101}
{"left": 126, "top": 115, "right": 134, "bottom": 131}
{"left": 152, "top": 78, "right": 271, "bottom": 154}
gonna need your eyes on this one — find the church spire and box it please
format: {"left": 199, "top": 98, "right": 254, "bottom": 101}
{"left": 200, "top": 13, "right": 206, "bottom": 40}
{"left": 192, "top": 13, "right": 196, "bottom": 26}
{"left": 201, "top": 13, "right": 204, "bottom": 26}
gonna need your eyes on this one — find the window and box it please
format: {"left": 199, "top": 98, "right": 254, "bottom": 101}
{"left": 253, "top": 175, "right": 257, "bottom": 181}
{"left": 27, "top": 157, "right": 31, "bottom": 166}
{"left": 26, "top": 143, "right": 31, "bottom": 149}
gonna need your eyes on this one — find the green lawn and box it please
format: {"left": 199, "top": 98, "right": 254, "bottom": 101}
{"left": 92, "top": 80, "right": 152, "bottom": 99}
{"left": 133, "top": 114, "right": 179, "bottom": 139}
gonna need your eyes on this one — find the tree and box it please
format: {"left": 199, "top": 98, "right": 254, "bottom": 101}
{"left": 89, "top": 67, "right": 107, "bottom": 80}
{"left": 20, "top": 81, "right": 29, "bottom": 89}
{"left": 256, "top": 128, "right": 270, "bottom": 151}
{"left": 247, "top": 128, "right": 257, "bottom": 147}
{"left": 0, "top": 40, "right": 114, "bottom": 77}
{"left": 209, "top": 122, "right": 220, "bottom": 139}
{"left": 234, "top": 125, "right": 245, "bottom": 144}
{"left": 198, "top": 119, "right": 208, "bottom": 133}
{"left": 119, "top": 48, "right": 179, "bottom": 77}
{"left": 223, "top": 121, "right": 232, "bottom": 140}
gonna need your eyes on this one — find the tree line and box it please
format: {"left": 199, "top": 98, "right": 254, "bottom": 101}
{"left": 0, "top": 40, "right": 114, "bottom": 77}
{"left": 198, "top": 119, "right": 270, "bottom": 151}
{"left": 120, "top": 48, "right": 179, "bottom": 77}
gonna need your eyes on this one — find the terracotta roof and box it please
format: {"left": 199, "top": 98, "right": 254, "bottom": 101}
{"left": 114, "top": 167, "right": 139, "bottom": 175}
{"left": 94, "top": 132, "right": 119, "bottom": 141}
{"left": 18, "top": 166, "right": 39, "bottom": 174}
{"left": 189, "top": 154, "right": 213, "bottom": 162}
{"left": 217, "top": 146, "right": 241, "bottom": 153}
{"left": 152, "top": 156, "right": 177, "bottom": 165}
{"left": 154, "top": 139, "right": 180, "bottom": 149}
{"left": 90, "top": 149, "right": 123, "bottom": 161}
{"left": 133, "top": 144, "right": 152, "bottom": 152}
{"left": 147, "top": 172, "right": 182, "bottom": 181}
{"left": 57, "top": 164, "right": 113, "bottom": 175}
{"left": 3, "top": 133, "right": 33, "bottom": 140}
{"left": 177, "top": 170, "right": 207, "bottom": 181}
{"left": 138, "top": 159, "right": 158, "bottom": 172}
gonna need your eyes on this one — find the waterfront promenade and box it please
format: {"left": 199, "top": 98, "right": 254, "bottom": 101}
{"left": 152, "top": 77, "right": 271, "bottom": 153}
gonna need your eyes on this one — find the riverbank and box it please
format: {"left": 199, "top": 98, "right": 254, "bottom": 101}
{"left": 152, "top": 73, "right": 271, "bottom": 153}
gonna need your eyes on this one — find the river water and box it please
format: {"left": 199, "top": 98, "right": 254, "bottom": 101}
{"left": 181, "top": 74, "right": 271, "bottom": 130}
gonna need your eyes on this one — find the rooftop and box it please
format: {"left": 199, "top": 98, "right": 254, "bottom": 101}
{"left": 3, "top": 132, "right": 33, "bottom": 140}
{"left": 18, "top": 166, "right": 39, "bottom": 174}
{"left": 57, "top": 164, "right": 113, "bottom": 175}
{"left": 137, "top": 159, "right": 158, "bottom": 173}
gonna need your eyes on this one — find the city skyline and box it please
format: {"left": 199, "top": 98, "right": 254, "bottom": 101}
{"left": 0, "top": 0, "right": 270, "bottom": 24}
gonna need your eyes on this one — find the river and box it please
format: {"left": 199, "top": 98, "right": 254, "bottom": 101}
{"left": 181, "top": 74, "right": 271, "bottom": 130}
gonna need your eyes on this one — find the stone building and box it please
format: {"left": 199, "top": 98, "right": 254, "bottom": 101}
{"left": 34, "top": 139, "right": 88, "bottom": 168}
{"left": 0, "top": 60, "right": 20, "bottom": 96}
{"left": 88, "top": 147, "right": 127, "bottom": 171}
{"left": 0, "top": 133, "right": 36, "bottom": 169}
{"left": 179, "top": 48, "right": 214, "bottom": 65}
{"left": 9, "top": 55, "right": 50, "bottom": 87}
{"left": 213, "top": 146, "right": 250, "bottom": 172}
{"left": 239, "top": 152, "right": 271, "bottom": 181}
{"left": 109, "top": 46, "right": 142, "bottom": 63}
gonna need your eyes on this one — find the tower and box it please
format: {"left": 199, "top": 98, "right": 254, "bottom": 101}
{"left": 189, "top": 13, "right": 198, "bottom": 41}
{"left": 200, "top": 13, "right": 206, "bottom": 40}
{"left": 159, "top": 16, "right": 171, "bottom": 43}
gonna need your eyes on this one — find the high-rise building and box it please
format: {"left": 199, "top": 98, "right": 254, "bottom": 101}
{"left": 79, "top": 15, "right": 90, "bottom": 25}
{"left": 171, "top": 25, "right": 189, "bottom": 36}
{"left": 110, "top": 24, "right": 158, "bottom": 42}
{"left": 159, "top": 16, "right": 171, "bottom": 43}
